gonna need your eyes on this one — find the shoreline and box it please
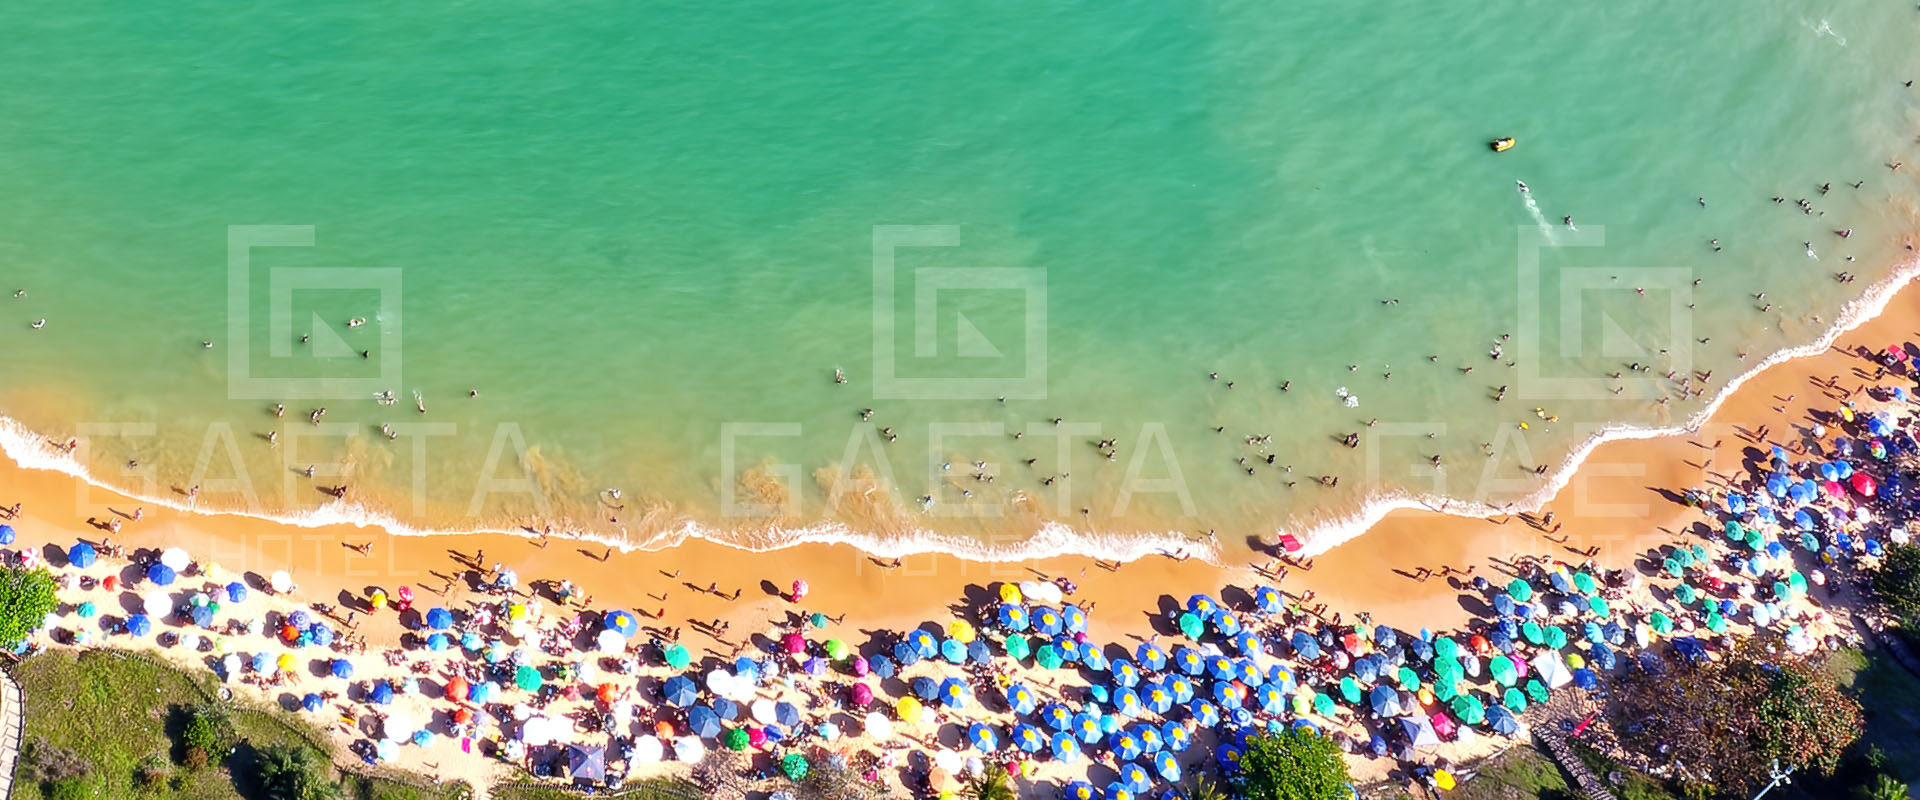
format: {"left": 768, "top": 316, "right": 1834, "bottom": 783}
{"left": 2, "top": 243, "right": 1916, "bottom": 571}
{"left": 0, "top": 266, "right": 1911, "bottom": 641}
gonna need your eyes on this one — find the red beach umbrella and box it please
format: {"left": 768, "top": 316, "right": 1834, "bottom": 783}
{"left": 103, "top": 576, "right": 118, "bottom": 592}
{"left": 1851, "top": 472, "right": 1877, "bottom": 497}
{"left": 1278, "top": 534, "right": 1303, "bottom": 552}
{"left": 597, "top": 683, "right": 619, "bottom": 704}
{"left": 1822, "top": 480, "right": 1845, "bottom": 500}
{"left": 444, "top": 675, "right": 469, "bottom": 701}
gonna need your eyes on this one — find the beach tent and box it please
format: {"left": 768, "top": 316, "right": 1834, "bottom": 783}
{"left": 1530, "top": 652, "right": 1572, "bottom": 689}
{"left": 1399, "top": 715, "right": 1441, "bottom": 748}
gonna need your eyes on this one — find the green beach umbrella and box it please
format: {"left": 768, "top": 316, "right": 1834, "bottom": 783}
{"left": 1449, "top": 694, "right": 1486, "bottom": 725}
{"left": 1521, "top": 621, "right": 1545, "bottom": 645}
{"left": 1312, "top": 692, "right": 1336, "bottom": 718}
{"left": 1663, "top": 557, "right": 1684, "bottom": 577}
{"left": 1291, "top": 693, "right": 1311, "bottom": 716}
{"left": 1787, "top": 571, "right": 1807, "bottom": 595}
{"left": 1433, "top": 677, "right": 1458, "bottom": 703}
{"left": 1003, "top": 634, "right": 1032, "bottom": 661}
{"left": 824, "top": 639, "right": 849, "bottom": 660}
{"left": 1524, "top": 679, "right": 1548, "bottom": 704}
{"left": 1177, "top": 612, "right": 1204, "bottom": 640}
{"left": 1673, "top": 548, "right": 1695, "bottom": 568}
{"left": 1506, "top": 579, "right": 1533, "bottom": 602}
{"left": 1502, "top": 687, "right": 1528, "bottom": 712}
{"left": 1544, "top": 625, "right": 1569, "bottom": 650}
{"left": 1573, "top": 571, "right": 1597, "bottom": 595}
{"left": 725, "top": 728, "right": 749, "bottom": 751}
{"left": 1772, "top": 580, "right": 1790, "bottom": 599}
{"left": 1490, "top": 656, "right": 1518, "bottom": 687}
{"left": 664, "top": 644, "right": 692, "bottom": 670}
{"left": 1690, "top": 544, "right": 1707, "bottom": 561}
{"left": 1587, "top": 596, "right": 1609, "bottom": 619}
{"left": 514, "top": 664, "right": 542, "bottom": 692}
{"left": 781, "top": 753, "right": 809, "bottom": 780}
{"left": 809, "top": 612, "right": 827, "bottom": 629}
{"left": 1706, "top": 612, "right": 1728, "bottom": 634}
{"left": 1396, "top": 666, "right": 1420, "bottom": 691}
{"left": 1434, "top": 637, "right": 1459, "bottom": 663}
{"left": 1649, "top": 611, "right": 1674, "bottom": 634}
{"left": 1724, "top": 521, "right": 1745, "bottom": 541}
{"left": 1034, "top": 644, "right": 1063, "bottom": 670}
{"left": 1339, "top": 676, "right": 1362, "bottom": 704}
{"left": 1672, "top": 583, "right": 1697, "bottom": 605}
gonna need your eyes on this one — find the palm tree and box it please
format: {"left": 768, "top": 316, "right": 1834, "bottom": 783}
{"left": 1183, "top": 775, "right": 1229, "bottom": 800}
{"left": 967, "top": 768, "right": 1016, "bottom": 800}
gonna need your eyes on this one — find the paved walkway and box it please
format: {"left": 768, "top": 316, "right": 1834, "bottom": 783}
{"left": 0, "top": 670, "right": 22, "bottom": 800}
{"left": 1536, "top": 730, "right": 1619, "bottom": 800}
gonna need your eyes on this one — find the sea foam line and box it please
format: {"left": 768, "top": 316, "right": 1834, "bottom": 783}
{"left": 0, "top": 257, "right": 1914, "bottom": 568}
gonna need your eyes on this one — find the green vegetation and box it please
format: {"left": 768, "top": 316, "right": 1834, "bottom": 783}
{"left": 964, "top": 769, "right": 1015, "bottom": 800}
{"left": 11, "top": 649, "right": 467, "bottom": 800}
{"left": 1872, "top": 542, "right": 1920, "bottom": 629}
{"left": 1231, "top": 728, "right": 1351, "bottom": 800}
{"left": 252, "top": 744, "right": 336, "bottom": 800}
{"left": 0, "top": 566, "right": 59, "bottom": 647}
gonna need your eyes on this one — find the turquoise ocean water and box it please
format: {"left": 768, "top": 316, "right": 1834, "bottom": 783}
{"left": 0, "top": 1, "right": 1917, "bottom": 557}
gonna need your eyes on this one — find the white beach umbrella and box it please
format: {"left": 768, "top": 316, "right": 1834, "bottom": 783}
{"left": 178, "top": 634, "right": 202, "bottom": 652}
{"left": 384, "top": 710, "right": 421, "bottom": 741}
{"left": 521, "top": 716, "right": 554, "bottom": 746}
{"left": 863, "top": 711, "right": 893, "bottom": 740}
{"left": 269, "top": 571, "right": 291, "bottom": 592}
{"left": 933, "top": 749, "right": 962, "bottom": 774}
{"left": 159, "top": 547, "right": 190, "bottom": 571}
{"left": 751, "top": 698, "right": 777, "bottom": 724}
{"left": 632, "top": 735, "right": 663, "bottom": 763}
{"left": 142, "top": 591, "right": 173, "bottom": 618}
{"left": 611, "top": 700, "right": 635, "bottom": 724}
{"left": 596, "top": 630, "right": 626, "bottom": 652}
{"left": 575, "top": 660, "right": 597, "bottom": 684}
{"left": 673, "top": 735, "right": 705, "bottom": 762}
{"left": 705, "top": 669, "right": 733, "bottom": 695}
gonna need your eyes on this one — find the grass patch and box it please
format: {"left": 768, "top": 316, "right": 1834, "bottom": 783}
{"left": 1824, "top": 646, "right": 1920, "bottom": 781}
{"left": 491, "top": 779, "right": 701, "bottom": 800}
{"left": 1450, "top": 746, "right": 1576, "bottom": 800}
{"left": 11, "top": 649, "right": 466, "bottom": 800}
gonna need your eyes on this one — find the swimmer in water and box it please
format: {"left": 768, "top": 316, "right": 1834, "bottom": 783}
{"left": 1516, "top": 180, "right": 1529, "bottom": 193}
{"left": 29, "top": 319, "right": 44, "bottom": 329}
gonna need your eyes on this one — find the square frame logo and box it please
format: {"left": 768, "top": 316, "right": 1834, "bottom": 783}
{"left": 1515, "top": 225, "right": 1691, "bottom": 401}
{"left": 871, "top": 225, "right": 1047, "bottom": 400}
{"left": 227, "top": 226, "right": 402, "bottom": 401}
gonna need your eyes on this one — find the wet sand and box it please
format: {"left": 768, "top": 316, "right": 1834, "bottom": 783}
{"left": 4, "top": 276, "right": 1919, "bottom": 656}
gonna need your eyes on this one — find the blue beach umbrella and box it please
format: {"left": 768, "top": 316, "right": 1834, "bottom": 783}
{"left": 905, "top": 629, "right": 938, "bottom": 659}
{"left": 145, "top": 563, "right": 175, "bottom": 586}
{"left": 998, "top": 603, "right": 1030, "bottom": 631}
{"left": 1112, "top": 687, "right": 1142, "bottom": 717}
{"left": 912, "top": 676, "right": 938, "bottom": 700}
{"left": 225, "top": 582, "right": 247, "bottom": 603}
{"left": 1290, "top": 631, "right": 1321, "bottom": 660}
{"left": 1141, "top": 682, "right": 1174, "bottom": 714}
{"left": 1051, "top": 732, "right": 1082, "bottom": 762}
{"left": 0, "top": 525, "right": 12, "bottom": 545}
{"left": 1063, "top": 782, "right": 1097, "bottom": 800}
{"left": 941, "top": 638, "right": 967, "bottom": 664}
{"left": 1256, "top": 684, "right": 1286, "bottom": 713}
{"left": 891, "top": 640, "right": 921, "bottom": 666}
{"left": 967, "top": 722, "right": 998, "bottom": 751}
{"left": 1212, "top": 681, "right": 1242, "bottom": 707}
{"left": 1151, "top": 750, "right": 1181, "bottom": 782}
{"left": 663, "top": 675, "right": 696, "bottom": 707}
{"left": 369, "top": 682, "right": 394, "bottom": 705}
{"left": 1041, "top": 703, "right": 1074, "bottom": 731}
{"left": 687, "top": 706, "right": 721, "bottom": 739}
{"left": 603, "top": 610, "right": 639, "bottom": 637}
{"left": 1173, "top": 646, "right": 1204, "bottom": 675}
{"left": 1232, "top": 659, "right": 1262, "bottom": 686}
{"left": 867, "top": 653, "right": 895, "bottom": 679}
{"left": 1188, "top": 700, "right": 1219, "bottom": 727}
{"left": 126, "top": 614, "right": 151, "bottom": 636}
{"left": 1168, "top": 676, "right": 1195, "bottom": 703}
{"left": 939, "top": 677, "right": 969, "bottom": 707}
{"left": 190, "top": 605, "right": 213, "bottom": 627}
{"left": 425, "top": 607, "right": 453, "bottom": 630}
{"left": 425, "top": 633, "right": 449, "bottom": 651}
{"left": 1162, "top": 722, "right": 1191, "bottom": 752}
{"left": 1105, "top": 783, "right": 1135, "bottom": 800}
{"left": 1233, "top": 632, "right": 1263, "bottom": 657}
{"left": 1186, "top": 595, "right": 1217, "bottom": 615}
{"left": 1117, "top": 762, "right": 1150, "bottom": 791}
{"left": 1131, "top": 722, "right": 1164, "bottom": 754}
{"left": 1253, "top": 586, "right": 1282, "bottom": 614}
{"left": 67, "top": 542, "right": 96, "bottom": 568}
{"left": 1110, "top": 731, "right": 1143, "bottom": 761}
{"left": 1032, "top": 607, "right": 1063, "bottom": 636}
{"left": 1206, "top": 656, "right": 1234, "bottom": 681}
{"left": 1368, "top": 685, "right": 1400, "bottom": 717}
{"left": 1081, "top": 647, "right": 1109, "bottom": 672}
{"left": 330, "top": 658, "right": 353, "bottom": 678}
{"left": 1012, "top": 723, "right": 1045, "bottom": 753}
{"left": 1134, "top": 643, "right": 1167, "bottom": 672}
{"left": 1212, "top": 610, "right": 1242, "bottom": 635}
{"left": 775, "top": 701, "right": 801, "bottom": 727}
{"left": 301, "top": 693, "right": 324, "bottom": 712}
{"left": 1006, "top": 683, "right": 1037, "bottom": 714}
{"left": 1072, "top": 712, "right": 1103, "bottom": 743}
{"left": 969, "top": 640, "right": 993, "bottom": 664}
{"left": 1112, "top": 659, "right": 1141, "bottom": 687}
{"left": 1062, "top": 605, "right": 1088, "bottom": 633}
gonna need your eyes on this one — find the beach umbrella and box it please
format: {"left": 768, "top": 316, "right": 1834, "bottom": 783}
{"left": 996, "top": 604, "right": 1029, "bottom": 632}
{"left": 904, "top": 629, "right": 937, "bottom": 659}
{"left": 940, "top": 637, "right": 967, "bottom": 664}
{"left": 1492, "top": 593, "right": 1516, "bottom": 618}
{"left": 1006, "top": 683, "right": 1037, "bottom": 714}
{"left": 1338, "top": 675, "right": 1362, "bottom": 704}
{"left": 966, "top": 721, "right": 999, "bottom": 752}
{"left": 1490, "top": 656, "right": 1518, "bottom": 687}
{"left": 1050, "top": 732, "right": 1083, "bottom": 763}
{"left": 1105, "top": 784, "right": 1136, "bottom": 800}
{"left": 1072, "top": 712, "right": 1103, "bottom": 743}
{"left": 1255, "top": 684, "right": 1286, "bottom": 714}
{"left": 1673, "top": 583, "right": 1698, "bottom": 605}
{"left": 1233, "top": 631, "right": 1263, "bottom": 657}
{"left": 1506, "top": 579, "right": 1533, "bottom": 602}
{"left": 424, "top": 633, "right": 448, "bottom": 652}
{"left": 1502, "top": 687, "right": 1528, "bottom": 712}
{"left": 1134, "top": 642, "right": 1167, "bottom": 672}
{"left": 1187, "top": 700, "right": 1219, "bottom": 728}
{"left": 1082, "top": 647, "right": 1110, "bottom": 672}
{"left": 1112, "top": 659, "right": 1141, "bottom": 688}
{"left": 1369, "top": 685, "right": 1400, "bottom": 717}
{"left": 660, "top": 643, "right": 691, "bottom": 669}
{"left": 125, "top": 614, "right": 152, "bottom": 636}
{"left": 1110, "top": 730, "right": 1143, "bottom": 761}
{"left": 0, "top": 525, "right": 11, "bottom": 545}
{"left": 1112, "top": 687, "right": 1143, "bottom": 717}
{"left": 1524, "top": 679, "right": 1549, "bottom": 704}
{"left": 912, "top": 676, "right": 938, "bottom": 701}
{"left": 66, "top": 542, "right": 96, "bottom": 568}
{"left": 939, "top": 677, "right": 969, "bottom": 707}
{"left": 1118, "top": 763, "right": 1153, "bottom": 792}
{"left": 1212, "top": 610, "right": 1242, "bottom": 636}
{"left": 513, "top": 664, "right": 542, "bottom": 692}
{"left": 1063, "top": 782, "right": 1097, "bottom": 800}
{"left": 845, "top": 681, "right": 873, "bottom": 708}
{"left": 1040, "top": 704, "right": 1075, "bottom": 731}
{"left": 774, "top": 701, "right": 801, "bottom": 728}
{"left": 1175, "top": 612, "right": 1204, "bottom": 640}
{"left": 1003, "top": 635, "right": 1031, "bottom": 662}
{"left": 1448, "top": 694, "right": 1486, "bottom": 726}
{"left": 1232, "top": 659, "right": 1262, "bottom": 686}
{"left": 685, "top": 706, "right": 721, "bottom": 739}
{"left": 1150, "top": 750, "right": 1181, "bottom": 782}
{"left": 1010, "top": 723, "right": 1045, "bottom": 753}
{"left": 424, "top": 607, "right": 453, "bottom": 630}
{"left": 601, "top": 609, "right": 638, "bottom": 637}
{"left": 1171, "top": 646, "right": 1204, "bottom": 676}
{"left": 1018, "top": 605, "right": 1057, "bottom": 636}
{"left": 368, "top": 682, "right": 394, "bottom": 705}
{"left": 779, "top": 752, "right": 808, "bottom": 780}
{"left": 1212, "top": 680, "right": 1242, "bottom": 707}
{"left": 1034, "top": 644, "right": 1063, "bottom": 670}
{"left": 662, "top": 675, "right": 696, "bottom": 706}
{"left": 1062, "top": 604, "right": 1088, "bottom": 633}
{"left": 867, "top": 653, "right": 896, "bottom": 679}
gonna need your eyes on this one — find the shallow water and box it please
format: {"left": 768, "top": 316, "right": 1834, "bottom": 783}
{"left": 0, "top": 0, "right": 1917, "bottom": 554}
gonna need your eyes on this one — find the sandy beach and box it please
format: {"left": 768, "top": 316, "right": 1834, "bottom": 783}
{"left": 4, "top": 273, "right": 1919, "bottom": 795}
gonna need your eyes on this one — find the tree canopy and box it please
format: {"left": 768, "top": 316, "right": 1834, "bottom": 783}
{"left": 1231, "top": 728, "right": 1351, "bottom": 800}
{"left": 0, "top": 566, "right": 58, "bottom": 648}
{"left": 251, "top": 744, "right": 336, "bottom": 800}
{"left": 1617, "top": 640, "right": 1862, "bottom": 795}
{"left": 1872, "top": 541, "right": 1920, "bottom": 628}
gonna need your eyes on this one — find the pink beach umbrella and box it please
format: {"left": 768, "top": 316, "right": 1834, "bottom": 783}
{"left": 783, "top": 632, "right": 805, "bottom": 655}
{"left": 851, "top": 657, "right": 870, "bottom": 677}
{"left": 850, "top": 682, "right": 874, "bottom": 707}
{"left": 791, "top": 579, "right": 809, "bottom": 602}
{"left": 748, "top": 727, "right": 768, "bottom": 747}
{"left": 1822, "top": 480, "right": 1846, "bottom": 500}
